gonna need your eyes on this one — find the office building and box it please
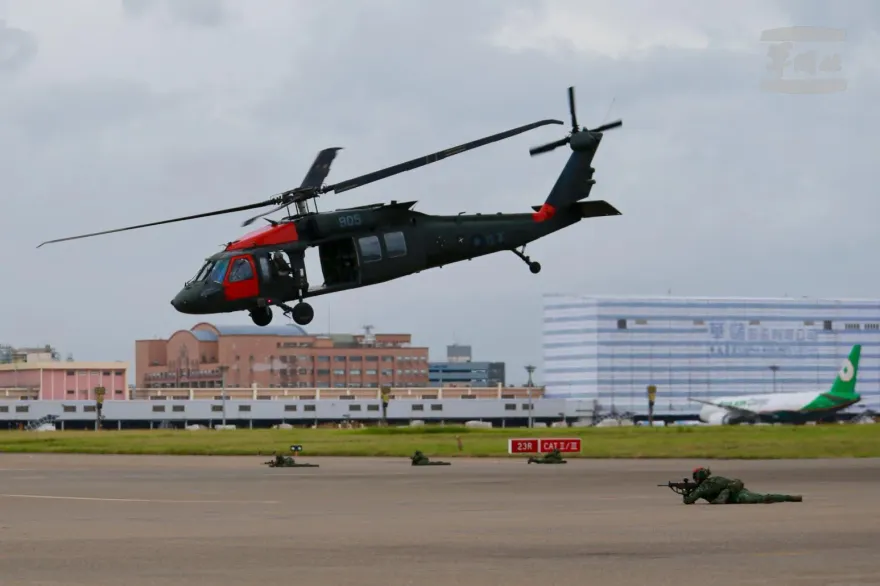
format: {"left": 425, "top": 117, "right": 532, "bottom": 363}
{"left": 0, "top": 361, "right": 130, "bottom": 400}
{"left": 429, "top": 344, "right": 506, "bottom": 387}
{"left": 542, "top": 294, "right": 880, "bottom": 415}
{"left": 136, "top": 323, "right": 429, "bottom": 389}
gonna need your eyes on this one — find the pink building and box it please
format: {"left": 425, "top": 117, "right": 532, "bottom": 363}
{"left": 0, "top": 362, "right": 130, "bottom": 401}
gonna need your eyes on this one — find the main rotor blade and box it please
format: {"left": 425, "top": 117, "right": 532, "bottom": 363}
{"left": 37, "top": 199, "right": 277, "bottom": 248}
{"left": 299, "top": 147, "right": 342, "bottom": 189}
{"left": 320, "top": 118, "right": 564, "bottom": 196}
{"left": 568, "top": 86, "right": 578, "bottom": 132}
{"left": 241, "top": 201, "right": 290, "bottom": 227}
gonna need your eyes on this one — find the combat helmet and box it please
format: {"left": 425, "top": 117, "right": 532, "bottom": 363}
{"left": 692, "top": 466, "right": 711, "bottom": 483}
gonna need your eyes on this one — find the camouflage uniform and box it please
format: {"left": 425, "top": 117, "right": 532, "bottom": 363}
{"left": 684, "top": 467, "right": 802, "bottom": 505}
{"left": 268, "top": 453, "right": 295, "bottom": 467}
{"left": 411, "top": 450, "right": 450, "bottom": 466}
{"left": 528, "top": 449, "right": 566, "bottom": 464}
{"left": 411, "top": 450, "right": 430, "bottom": 465}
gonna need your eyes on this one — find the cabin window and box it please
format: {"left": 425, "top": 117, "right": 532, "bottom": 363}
{"left": 228, "top": 258, "right": 254, "bottom": 282}
{"left": 358, "top": 235, "right": 382, "bottom": 263}
{"left": 258, "top": 256, "right": 272, "bottom": 280}
{"left": 208, "top": 259, "right": 229, "bottom": 283}
{"left": 383, "top": 231, "right": 407, "bottom": 258}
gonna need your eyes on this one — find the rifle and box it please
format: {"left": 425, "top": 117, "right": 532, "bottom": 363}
{"left": 658, "top": 478, "right": 698, "bottom": 495}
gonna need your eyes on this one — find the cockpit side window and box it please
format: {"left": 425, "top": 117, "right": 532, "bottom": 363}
{"left": 228, "top": 257, "right": 255, "bottom": 282}
{"left": 208, "top": 259, "right": 229, "bottom": 283}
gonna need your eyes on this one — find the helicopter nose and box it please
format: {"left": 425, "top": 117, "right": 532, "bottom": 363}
{"left": 171, "top": 290, "right": 192, "bottom": 312}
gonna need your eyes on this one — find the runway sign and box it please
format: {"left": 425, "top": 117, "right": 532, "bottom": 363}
{"left": 538, "top": 438, "right": 582, "bottom": 453}
{"left": 508, "top": 438, "right": 539, "bottom": 453}
{"left": 507, "top": 438, "right": 582, "bottom": 454}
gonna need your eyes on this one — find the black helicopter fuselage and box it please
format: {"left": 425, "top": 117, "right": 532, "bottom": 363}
{"left": 171, "top": 117, "right": 622, "bottom": 328}
{"left": 40, "top": 86, "right": 622, "bottom": 329}
{"left": 170, "top": 197, "right": 617, "bottom": 321}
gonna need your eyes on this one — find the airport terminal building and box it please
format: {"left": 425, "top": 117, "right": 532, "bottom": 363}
{"left": 542, "top": 294, "right": 880, "bottom": 416}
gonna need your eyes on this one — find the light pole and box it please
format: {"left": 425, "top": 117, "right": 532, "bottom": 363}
{"left": 525, "top": 365, "right": 536, "bottom": 428}
{"left": 219, "top": 365, "right": 229, "bottom": 427}
{"left": 769, "top": 365, "right": 779, "bottom": 393}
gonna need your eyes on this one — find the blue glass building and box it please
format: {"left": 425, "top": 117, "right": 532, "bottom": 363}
{"left": 542, "top": 294, "right": 880, "bottom": 416}
{"left": 428, "top": 361, "right": 505, "bottom": 386}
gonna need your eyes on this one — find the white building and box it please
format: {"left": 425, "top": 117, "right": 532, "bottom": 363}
{"left": 542, "top": 294, "right": 880, "bottom": 416}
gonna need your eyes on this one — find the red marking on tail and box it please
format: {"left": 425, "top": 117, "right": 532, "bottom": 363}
{"left": 532, "top": 203, "right": 556, "bottom": 222}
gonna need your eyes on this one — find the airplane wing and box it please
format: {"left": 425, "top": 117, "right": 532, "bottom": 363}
{"left": 687, "top": 398, "right": 760, "bottom": 418}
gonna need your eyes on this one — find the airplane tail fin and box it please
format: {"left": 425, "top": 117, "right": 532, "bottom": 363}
{"left": 529, "top": 86, "right": 621, "bottom": 223}
{"left": 827, "top": 344, "right": 861, "bottom": 399}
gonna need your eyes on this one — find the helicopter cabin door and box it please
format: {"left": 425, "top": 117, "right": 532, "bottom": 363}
{"left": 223, "top": 255, "right": 260, "bottom": 301}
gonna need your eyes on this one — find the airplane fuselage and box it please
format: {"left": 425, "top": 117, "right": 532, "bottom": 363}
{"left": 699, "top": 390, "right": 860, "bottom": 425}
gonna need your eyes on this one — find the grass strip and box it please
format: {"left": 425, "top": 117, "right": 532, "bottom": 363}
{"left": 0, "top": 425, "right": 878, "bottom": 458}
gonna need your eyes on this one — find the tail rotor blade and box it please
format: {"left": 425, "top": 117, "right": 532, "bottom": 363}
{"left": 568, "top": 86, "right": 578, "bottom": 132}
{"left": 591, "top": 120, "right": 622, "bottom": 133}
{"left": 528, "top": 86, "right": 623, "bottom": 158}
{"left": 529, "top": 137, "right": 570, "bottom": 156}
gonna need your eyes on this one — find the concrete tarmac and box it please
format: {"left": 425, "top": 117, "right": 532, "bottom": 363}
{"left": 0, "top": 454, "right": 878, "bottom": 586}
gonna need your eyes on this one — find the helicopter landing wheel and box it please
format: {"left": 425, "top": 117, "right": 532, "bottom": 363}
{"left": 250, "top": 306, "right": 273, "bottom": 327}
{"left": 512, "top": 247, "right": 541, "bottom": 274}
{"left": 291, "top": 302, "right": 314, "bottom": 326}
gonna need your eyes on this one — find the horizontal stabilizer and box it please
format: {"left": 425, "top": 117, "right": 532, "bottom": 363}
{"left": 530, "top": 201, "right": 621, "bottom": 217}
{"left": 577, "top": 200, "right": 621, "bottom": 218}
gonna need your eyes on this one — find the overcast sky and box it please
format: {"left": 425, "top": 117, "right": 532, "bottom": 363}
{"left": 1, "top": 0, "right": 877, "bottom": 385}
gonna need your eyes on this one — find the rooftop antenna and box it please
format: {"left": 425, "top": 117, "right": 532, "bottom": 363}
{"left": 362, "top": 324, "right": 375, "bottom": 346}
{"left": 525, "top": 365, "right": 536, "bottom": 387}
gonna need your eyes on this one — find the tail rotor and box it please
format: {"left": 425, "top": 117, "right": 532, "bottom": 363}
{"left": 529, "top": 86, "right": 622, "bottom": 157}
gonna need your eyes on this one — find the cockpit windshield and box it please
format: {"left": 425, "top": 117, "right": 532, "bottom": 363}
{"left": 208, "top": 258, "right": 229, "bottom": 283}
{"left": 188, "top": 260, "right": 214, "bottom": 284}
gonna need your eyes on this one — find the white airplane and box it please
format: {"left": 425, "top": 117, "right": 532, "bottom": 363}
{"left": 690, "top": 344, "right": 861, "bottom": 425}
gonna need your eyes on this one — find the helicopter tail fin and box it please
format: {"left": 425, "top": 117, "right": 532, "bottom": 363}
{"left": 531, "top": 136, "right": 602, "bottom": 222}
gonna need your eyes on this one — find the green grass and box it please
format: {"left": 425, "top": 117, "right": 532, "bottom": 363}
{"left": 0, "top": 424, "right": 878, "bottom": 458}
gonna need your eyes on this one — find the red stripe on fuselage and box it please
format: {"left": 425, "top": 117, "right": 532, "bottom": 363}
{"left": 532, "top": 203, "right": 556, "bottom": 222}
{"left": 225, "top": 223, "right": 298, "bottom": 251}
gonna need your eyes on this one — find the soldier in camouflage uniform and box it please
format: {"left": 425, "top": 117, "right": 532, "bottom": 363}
{"left": 410, "top": 450, "right": 450, "bottom": 466}
{"left": 265, "top": 452, "right": 295, "bottom": 467}
{"left": 684, "top": 467, "right": 802, "bottom": 505}
{"left": 528, "top": 448, "right": 567, "bottom": 464}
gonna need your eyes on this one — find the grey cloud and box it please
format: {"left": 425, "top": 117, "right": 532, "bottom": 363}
{"left": 121, "top": 0, "right": 231, "bottom": 27}
{"left": 3, "top": 79, "right": 182, "bottom": 146}
{"left": 0, "top": 19, "right": 37, "bottom": 73}
{"left": 120, "top": 0, "right": 153, "bottom": 18}
{"left": 2, "top": 1, "right": 877, "bottom": 385}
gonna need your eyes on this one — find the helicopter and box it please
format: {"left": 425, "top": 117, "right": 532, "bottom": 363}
{"left": 38, "top": 87, "right": 622, "bottom": 328}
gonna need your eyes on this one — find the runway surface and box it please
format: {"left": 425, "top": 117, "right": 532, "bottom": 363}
{"left": 0, "top": 454, "right": 878, "bottom": 586}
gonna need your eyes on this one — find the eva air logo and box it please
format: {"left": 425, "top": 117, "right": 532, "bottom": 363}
{"left": 838, "top": 359, "right": 855, "bottom": 382}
